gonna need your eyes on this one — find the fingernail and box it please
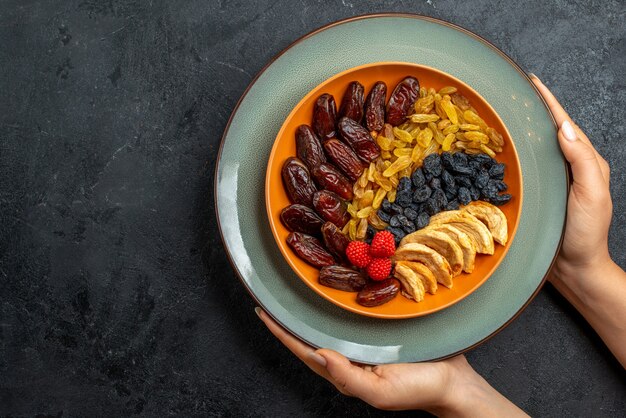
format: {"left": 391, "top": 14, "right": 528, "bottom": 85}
{"left": 308, "top": 352, "right": 327, "bottom": 367}
{"left": 561, "top": 120, "right": 577, "bottom": 142}
{"left": 254, "top": 307, "right": 262, "bottom": 318}
{"left": 527, "top": 72, "right": 538, "bottom": 80}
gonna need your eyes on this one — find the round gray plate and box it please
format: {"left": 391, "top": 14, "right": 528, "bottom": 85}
{"left": 215, "top": 14, "right": 567, "bottom": 364}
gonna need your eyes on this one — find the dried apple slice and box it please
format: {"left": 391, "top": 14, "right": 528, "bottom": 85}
{"left": 429, "top": 211, "right": 495, "bottom": 255}
{"left": 462, "top": 201, "right": 508, "bottom": 245}
{"left": 400, "top": 229, "right": 464, "bottom": 277}
{"left": 393, "top": 243, "right": 453, "bottom": 288}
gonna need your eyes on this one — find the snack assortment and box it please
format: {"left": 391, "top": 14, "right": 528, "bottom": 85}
{"left": 280, "top": 76, "right": 513, "bottom": 308}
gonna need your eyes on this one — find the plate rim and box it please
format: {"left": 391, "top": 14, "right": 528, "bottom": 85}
{"left": 264, "top": 60, "right": 525, "bottom": 319}
{"left": 214, "top": 12, "right": 568, "bottom": 362}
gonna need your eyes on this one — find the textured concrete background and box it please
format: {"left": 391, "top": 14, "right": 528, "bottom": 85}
{"left": 1, "top": 0, "right": 624, "bottom": 416}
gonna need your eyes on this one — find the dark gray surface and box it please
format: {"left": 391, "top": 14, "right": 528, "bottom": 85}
{"left": 1, "top": 1, "right": 624, "bottom": 416}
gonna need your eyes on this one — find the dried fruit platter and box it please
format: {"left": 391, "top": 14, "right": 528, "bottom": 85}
{"left": 266, "top": 62, "right": 523, "bottom": 318}
{"left": 216, "top": 14, "right": 567, "bottom": 363}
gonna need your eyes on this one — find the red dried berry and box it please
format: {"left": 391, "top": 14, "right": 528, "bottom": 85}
{"left": 369, "top": 231, "right": 396, "bottom": 258}
{"left": 345, "top": 241, "right": 372, "bottom": 268}
{"left": 367, "top": 258, "right": 392, "bottom": 281}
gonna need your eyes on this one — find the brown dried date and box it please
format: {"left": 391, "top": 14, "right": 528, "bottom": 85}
{"left": 280, "top": 204, "right": 324, "bottom": 235}
{"left": 364, "top": 81, "right": 387, "bottom": 133}
{"left": 321, "top": 222, "right": 351, "bottom": 261}
{"left": 286, "top": 232, "right": 335, "bottom": 268}
{"left": 338, "top": 81, "right": 365, "bottom": 123}
{"left": 337, "top": 117, "right": 381, "bottom": 163}
{"left": 311, "top": 163, "right": 353, "bottom": 200}
{"left": 319, "top": 265, "right": 368, "bottom": 292}
{"left": 296, "top": 125, "right": 326, "bottom": 170}
{"left": 356, "top": 278, "right": 401, "bottom": 307}
{"left": 313, "top": 93, "right": 337, "bottom": 141}
{"left": 323, "top": 138, "right": 364, "bottom": 182}
{"left": 281, "top": 157, "right": 317, "bottom": 207}
{"left": 312, "top": 190, "right": 350, "bottom": 228}
{"left": 386, "top": 76, "right": 420, "bottom": 126}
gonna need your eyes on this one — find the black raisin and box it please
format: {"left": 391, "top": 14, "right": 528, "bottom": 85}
{"left": 490, "top": 193, "right": 512, "bottom": 206}
{"left": 424, "top": 198, "right": 439, "bottom": 215}
{"left": 445, "top": 189, "right": 456, "bottom": 201}
{"left": 397, "top": 176, "right": 412, "bottom": 194}
{"left": 404, "top": 207, "right": 418, "bottom": 221}
{"left": 455, "top": 176, "right": 472, "bottom": 188}
{"left": 441, "top": 152, "right": 454, "bottom": 171}
{"left": 392, "top": 214, "right": 411, "bottom": 228}
{"left": 441, "top": 170, "right": 456, "bottom": 189}
{"left": 412, "top": 185, "right": 432, "bottom": 203}
{"left": 381, "top": 199, "right": 392, "bottom": 212}
{"left": 481, "top": 181, "right": 498, "bottom": 199}
{"left": 415, "top": 212, "right": 430, "bottom": 229}
{"left": 475, "top": 169, "right": 490, "bottom": 189}
{"left": 423, "top": 153, "right": 443, "bottom": 177}
{"left": 452, "top": 151, "right": 468, "bottom": 166}
{"left": 429, "top": 177, "right": 442, "bottom": 190}
{"left": 409, "top": 202, "right": 422, "bottom": 213}
{"left": 489, "top": 163, "right": 505, "bottom": 180}
{"left": 377, "top": 209, "right": 391, "bottom": 223}
{"left": 390, "top": 203, "right": 404, "bottom": 215}
{"left": 473, "top": 153, "right": 493, "bottom": 167}
{"left": 432, "top": 188, "right": 448, "bottom": 210}
{"left": 496, "top": 180, "right": 508, "bottom": 192}
{"left": 411, "top": 168, "right": 426, "bottom": 187}
{"left": 458, "top": 187, "right": 471, "bottom": 205}
{"left": 402, "top": 222, "right": 416, "bottom": 234}
{"left": 386, "top": 226, "right": 405, "bottom": 244}
{"left": 395, "top": 190, "right": 412, "bottom": 208}
{"left": 469, "top": 185, "right": 480, "bottom": 201}
{"left": 366, "top": 225, "right": 376, "bottom": 240}
{"left": 424, "top": 171, "right": 434, "bottom": 182}
{"left": 446, "top": 199, "right": 460, "bottom": 210}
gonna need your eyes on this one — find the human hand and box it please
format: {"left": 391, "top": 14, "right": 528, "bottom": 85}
{"left": 256, "top": 308, "right": 527, "bottom": 416}
{"left": 530, "top": 76, "right": 613, "bottom": 283}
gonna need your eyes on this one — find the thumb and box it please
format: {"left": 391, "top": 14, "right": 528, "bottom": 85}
{"left": 316, "top": 349, "right": 379, "bottom": 397}
{"left": 558, "top": 120, "right": 605, "bottom": 192}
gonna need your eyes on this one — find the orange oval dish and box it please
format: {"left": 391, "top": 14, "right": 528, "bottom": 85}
{"left": 265, "top": 62, "right": 523, "bottom": 319}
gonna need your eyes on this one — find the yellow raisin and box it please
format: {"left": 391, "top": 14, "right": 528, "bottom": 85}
{"left": 409, "top": 114, "right": 440, "bottom": 123}
{"left": 480, "top": 144, "right": 496, "bottom": 158}
{"left": 359, "top": 190, "right": 374, "bottom": 208}
{"left": 393, "top": 127, "right": 413, "bottom": 142}
{"left": 348, "top": 219, "right": 357, "bottom": 240}
{"left": 387, "top": 189, "right": 397, "bottom": 203}
{"left": 393, "top": 147, "right": 413, "bottom": 157}
{"left": 442, "top": 124, "right": 459, "bottom": 135}
{"left": 383, "top": 156, "right": 412, "bottom": 177}
{"left": 460, "top": 123, "right": 481, "bottom": 131}
{"left": 347, "top": 203, "right": 357, "bottom": 217}
{"left": 372, "top": 187, "right": 387, "bottom": 209}
{"left": 438, "top": 86, "right": 458, "bottom": 95}
{"left": 376, "top": 135, "right": 393, "bottom": 151}
{"left": 357, "top": 207, "right": 372, "bottom": 219}
{"left": 416, "top": 127, "right": 433, "bottom": 147}
{"left": 442, "top": 133, "right": 455, "bottom": 151}
{"left": 440, "top": 99, "right": 458, "bottom": 124}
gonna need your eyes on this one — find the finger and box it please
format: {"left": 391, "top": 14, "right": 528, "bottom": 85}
{"left": 256, "top": 308, "right": 331, "bottom": 379}
{"left": 530, "top": 76, "right": 572, "bottom": 127}
{"left": 530, "top": 77, "right": 594, "bottom": 146}
{"left": 316, "top": 349, "right": 381, "bottom": 400}
{"left": 557, "top": 125, "right": 606, "bottom": 192}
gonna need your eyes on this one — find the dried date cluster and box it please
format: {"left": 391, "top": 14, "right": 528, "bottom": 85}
{"left": 378, "top": 151, "right": 511, "bottom": 244}
{"left": 278, "top": 77, "right": 425, "bottom": 306}
{"left": 281, "top": 77, "right": 421, "bottom": 269}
